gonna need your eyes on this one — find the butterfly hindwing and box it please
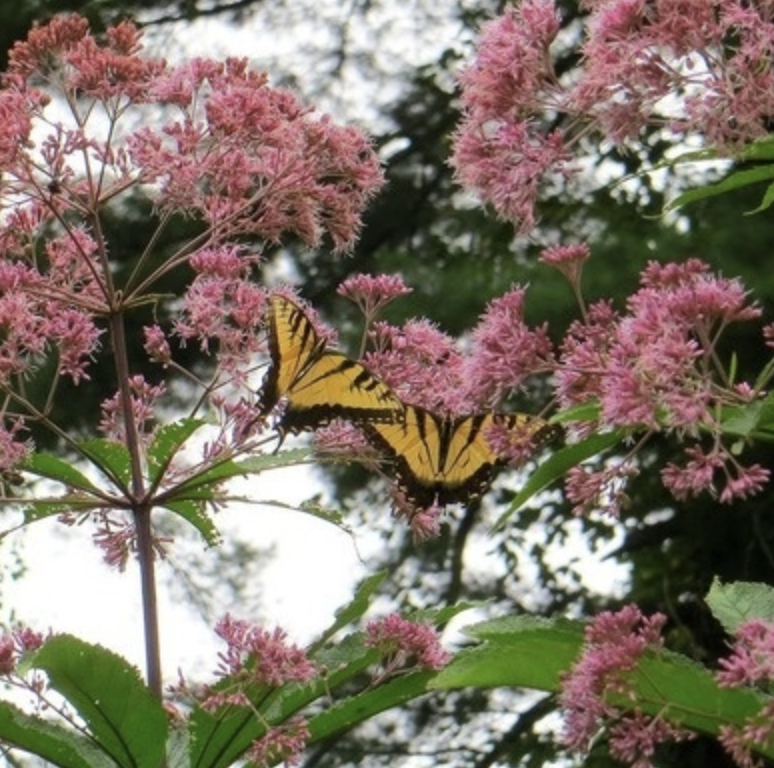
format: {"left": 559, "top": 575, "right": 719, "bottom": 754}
{"left": 363, "top": 405, "right": 559, "bottom": 508}
{"left": 257, "top": 295, "right": 403, "bottom": 435}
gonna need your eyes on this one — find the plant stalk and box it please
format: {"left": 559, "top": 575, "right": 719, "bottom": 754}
{"left": 108, "top": 309, "right": 163, "bottom": 699}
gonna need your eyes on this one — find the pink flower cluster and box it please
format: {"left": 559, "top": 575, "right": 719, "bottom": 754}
{"left": 212, "top": 614, "right": 317, "bottom": 690}
{"left": 551, "top": 256, "right": 769, "bottom": 512}
{"left": 246, "top": 716, "right": 310, "bottom": 768}
{"left": 452, "top": 0, "right": 774, "bottom": 232}
{"left": 365, "top": 613, "right": 450, "bottom": 672}
{"left": 360, "top": 287, "right": 552, "bottom": 416}
{"left": 716, "top": 619, "right": 774, "bottom": 767}
{"left": 560, "top": 605, "right": 692, "bottom": 767}
{"left": 0, "top": 13, "right": 384, "bottom": 483}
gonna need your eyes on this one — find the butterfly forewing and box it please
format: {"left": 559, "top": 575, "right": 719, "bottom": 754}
{"left": 257, "top": 294, "right": 404, "bottom": 435}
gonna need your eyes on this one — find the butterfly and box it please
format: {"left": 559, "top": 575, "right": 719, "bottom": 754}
{"left": 360, "top": 403, "right": 561, "bottom": 508}
{"left": 257, "top": 294, "right": 404, "bottom": 435}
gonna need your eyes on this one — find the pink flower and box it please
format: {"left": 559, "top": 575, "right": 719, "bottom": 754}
{"left": 561, "top": 605, "right": 692, "bottom": 764}
{"left": 716, "top": 621, "right": 774, "bottom": 766}
{"left": 143, "top": 325, "right": 172, "bottom": 364}
{"left": 539, "top": 243, "right": 591, "bottom": 292}
{"left": 365, "top": 319, "right": 468, "bottom": 413}
{"left": 452, "top": 2, "right": 774, "bottom": 235}
{"left": 564, "top": 462, "right": 639, "bottom": 518}
{"left": 337, "top": 273, "right": 412, "bottom": 322}
{"left": 463, "top": 287, "right": 554, "bottom": 407}
{"left": 247, "top": 717, "right": 310, "bottom": 768}
{"left": 718, "top": 620, "right": 774, "bottom": 688}
{"left": 365, "top": 613, "right": 450, "bottom": 672}
{"left": 213, "top": 615, "right": 317, "bottom": 687}
{"left": 99, "top": 376, "right": 167, "bottom": 443}
{"left": 0, "top": 625, "right": 46, "bottom": 675}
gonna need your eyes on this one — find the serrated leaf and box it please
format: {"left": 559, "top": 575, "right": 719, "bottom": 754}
{"left": 20, "top": 453, "right": 99, "bottom": 494}
{"left": 307, "top": 670, "right": 435, "bottom": 743}
{"left": 32, "top": 635, "right": 168, "bottom": 768}
{"left": 310, "top": 571, "right": 388, "bottom": 649}
{"left": 20, "top": 498, "right": 104, "bottom": 527}
{"left": 78, "top": 439, "right": 133, "bottom": 493}
{"left": 0, "top": 699, "right": 115, "bottom": 768}
{"left": 706, "top": 578, "right": 774, "bottom": 634}
{"left": 434, "top": 616, "right": 583, "bottom": 691}
{"left": 148, "top": 419, "right": 207, "bottom": 484}
{"left": 432, "top": 616, "right": 773, "bottom": 758}
{"left": 235, "top": 447, "right": 313, "bottom": 473}
{"left": 161, "top": 499, "right": 221, "bottom": 547}
{"left": 721, "top": 394, "right": 774, "bottom": 440}
{"left": 190, "top": 631, "right": 384, "bottom": 768}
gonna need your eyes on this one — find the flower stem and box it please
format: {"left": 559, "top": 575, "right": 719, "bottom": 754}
{"left": 108, "top": 308, "right": 163, "bottom": 698}
{"left": 134, "top": 504, "right": 163, "bottom": 699}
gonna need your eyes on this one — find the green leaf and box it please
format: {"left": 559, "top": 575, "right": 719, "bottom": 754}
{"left": 310, "top": 571, "right": 388, "bottom": 650}
{"left": 235, "top": 447, "right": 313, "bottom": 474}
{"left": 189, "top": 632, "right": 380, "bottom": 768}
{"left": 19, "top": 497, "right": 106, "bottom": 528}
{"left": 664, "top": 164, "right": 774, "bottom": 215}
{"left": 78, "top": 439, "right": 133, "bottom": 493}
{"left": 432, "top": 616, "right": 772, "bottom": 757}
{"left": 32, "top": 635, "right": 168, "bottom": 768}
{"left": 167, "top": 448, "right": 311, "bottom": 502}
{"left": 0, "top": 699, "right": 115, "bottom": 768}
{"left": 434, "top": 616, "right": 583, "bottom": 691}
{"left": 20, "top": 453, "right": 99, "bottom": 494}
{"left": 721, "top": 393, "right": 774, "bottom": 440}
{"left": 307, "top": 670, "right": 436, "bottom": 743}
{"left": 493, "top": 430, "right": 626, "bottom": 531}
{"left": 147, "top": 419, "right": 207, "bottom": 485}
{"left": 706, "top": 578, "right": 774, "bottom": 634}
{"left": 160, "top": 499, "right": 221, "bottom": 547}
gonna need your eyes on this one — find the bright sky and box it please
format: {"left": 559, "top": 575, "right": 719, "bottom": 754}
{"left": 2, "top": 462, "right": 366, "bottom": 680}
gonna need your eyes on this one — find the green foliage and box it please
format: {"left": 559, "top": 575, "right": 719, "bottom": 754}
{"left": 0, "top": 575, "right": 465, "bottom": 768}
{"left": 706, "top": 579, "right": 774, "bottom": 634}
{"left": 435, "top": 614, "right": 774, "bottom": 760}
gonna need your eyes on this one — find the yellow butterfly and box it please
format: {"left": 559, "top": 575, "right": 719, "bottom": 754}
{"left": 361, "top": 403, "right": 560, "bottom": 507}
{"left": 257, "top": 294, "right": 404, "bottom": 435}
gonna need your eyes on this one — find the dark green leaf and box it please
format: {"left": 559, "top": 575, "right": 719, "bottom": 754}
{"left": 0, "top": 699, "right": 115, "bottom": 768}
{"left": 493, "top": 430, "right": 626, "bottom": 530}
{"left": 665, "top": 164, "right": 774, "bottom": 214}
{"left": 160, "top": 499, "right": 221, "bottom": 546}
{"left": 433, "top": 616, "right": 773, "bottom": 757}
{"left": 33, "top": 635, "right": 168, "bottom": 768}
{"left": 307, "top": 670, "right": 436, "bottom": 743}
{"left": 20, "top": 453, "right": 99, "bottom": 494}
{"left": 78, "top": 440, "right": 133, "bottom": 494}
{"left": 147, "top": 419, "right": 207, "bottom": 485}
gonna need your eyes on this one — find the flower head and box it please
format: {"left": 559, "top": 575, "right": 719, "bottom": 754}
{"left": 561, "top": 605, "right": 692, "bottom": 765}
{"left": 366, "top": 613, "right": 450, "bottom": 672}
{"left": 213, "top": 615, "right": 317, "bottom": 688}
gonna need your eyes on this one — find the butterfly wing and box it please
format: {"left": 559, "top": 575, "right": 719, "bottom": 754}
{"left": 363, "top": 407, "right": 560, "bottom": 507}
{"left": 258, "top": 294, "right": 403, "bottom": 434}
{"left": 362, "top": 406, "right": 497, "bottom": 507}
{"left": 257, "top": 294, "right": 327, "bottom": 417}
{"left": 279, "top": 350, "right": 404, "bottom": 434}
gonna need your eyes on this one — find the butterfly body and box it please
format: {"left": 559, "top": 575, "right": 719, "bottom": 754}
{"left": 258, "top": 295, "right": 403, "bottom": 435}
{"left": 362, "top": 404, "right": 559, "bottom": 508}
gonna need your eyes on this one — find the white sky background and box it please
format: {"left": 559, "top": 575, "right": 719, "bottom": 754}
{"left": 0, "top": 1, "right": 629, "bottom": 684}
